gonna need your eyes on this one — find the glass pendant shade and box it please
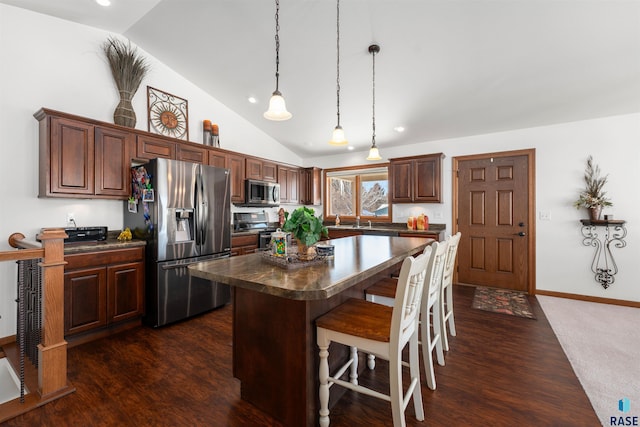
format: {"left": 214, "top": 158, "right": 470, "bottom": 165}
{"left": 367, "top": 145, "right": 382, "bottom": 161}
{"left": 329, "top": 125, "right": 348, "bottom": 145}
{"left": 264, "top": 91, "right": 292, "bottom": 121}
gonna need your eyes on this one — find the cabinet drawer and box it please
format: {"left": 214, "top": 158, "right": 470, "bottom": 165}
{"left": 232, "top": 234, "right": 258, "bottom": 247}
{"left": 65, "top": 246, "right": 144, "bottom": 269}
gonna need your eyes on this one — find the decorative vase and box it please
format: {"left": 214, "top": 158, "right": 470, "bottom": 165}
{"left": 296, "top": 239, "right": 315, "bottom": 261}
{"left": 589, "top": 206, "right": 602, "bottom": 221}
{"left": 114, "top": 90, "right": 136, "bottom": 128}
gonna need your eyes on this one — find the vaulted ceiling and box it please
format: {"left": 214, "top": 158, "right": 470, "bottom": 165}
{"left": 3, "top": 0, "right": 640, "bottom": 157}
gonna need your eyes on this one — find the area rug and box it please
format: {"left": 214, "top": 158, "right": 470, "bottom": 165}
{"left": 471, "top": 286, "right": 536, "bottom": 319}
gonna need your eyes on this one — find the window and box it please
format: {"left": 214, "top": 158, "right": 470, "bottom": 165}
{"left": 324, "top": 165, "right": 390, "bottom": 221}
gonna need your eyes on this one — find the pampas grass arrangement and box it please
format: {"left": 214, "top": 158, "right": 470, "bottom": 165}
{"left": 102, "top": 36, "right": 150, "bottom": 127}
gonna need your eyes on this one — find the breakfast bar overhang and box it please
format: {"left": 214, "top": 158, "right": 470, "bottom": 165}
{"left": 189, "top": 235, "right": 432, "bottom": 426}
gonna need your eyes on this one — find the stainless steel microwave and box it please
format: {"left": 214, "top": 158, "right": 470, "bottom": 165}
{"left": 245, "top": 180, "right": 280, "bottom": 206}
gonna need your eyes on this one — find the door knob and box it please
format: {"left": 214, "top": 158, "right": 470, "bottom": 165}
{"left": 515, "top": 231, "right": 526, "bottom": 237}
{"left": 518, "top": 222, "right": 525, "bottom": 227}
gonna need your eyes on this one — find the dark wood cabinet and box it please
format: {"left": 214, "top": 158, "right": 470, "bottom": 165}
{"left": 35, "top": 108, "right": 321, "bottom": 205}
{"left": 231, "top": 233, "right": 258, "bottom": 257}
{"left": 389, "top": 153, "right": 444, "bottom": 203}
{"left": 299, "top": 167, "right": 322, "bottom": 205}
{"left": 228, "top": 154, "right": 246, "bottom": 204}
{"left": 327, "top": 228, "right": 363, "bottom": 239}
{"left": 64, "top": 246, "right": 145, "bottom": 344}
{"left": 278, "top": 165, "right": 299, "bottom": 204}
{"left": 176, "top": 144, "right": 206, "bottom": 164}
{"left": 95, "top": 126, "right": 134, "bottom": 198}
{"left": 246, "top": 158, "right": 277, "bottom": 182}
{"left": 136, "top": 134, "right": 176, "bottom": 160}
{"left": 36, "top": 111, "right": 133, "bottom": 199}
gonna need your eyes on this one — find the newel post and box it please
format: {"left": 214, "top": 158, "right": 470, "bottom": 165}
{"left": 36, "top": 228, "right": 68, "bottom": 396}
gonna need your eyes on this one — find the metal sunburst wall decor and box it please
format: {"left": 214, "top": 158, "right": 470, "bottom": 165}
{"left": 147, "top": 86, "right": 189, "bottom": 140}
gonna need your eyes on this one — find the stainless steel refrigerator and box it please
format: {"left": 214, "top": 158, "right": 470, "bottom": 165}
{"left": 124, "top": 158, "right": 231, "bottom": 327}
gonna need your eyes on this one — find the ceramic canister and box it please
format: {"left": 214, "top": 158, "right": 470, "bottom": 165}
{"left": 271, "top": 228, "right": 288, "bottom": 257}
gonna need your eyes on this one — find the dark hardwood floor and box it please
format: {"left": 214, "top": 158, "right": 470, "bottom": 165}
{"left": 2, "top": 285, "right": 599, "bottom": 426}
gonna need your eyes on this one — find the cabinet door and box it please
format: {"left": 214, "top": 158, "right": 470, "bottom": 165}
{"left": 300, "top": 167, "right": 322, "bottom": 205}
{"left": 228, "top": 154, "right": 245, "bottom": 203}
{"left": 287, "top": 168, "right": 299, "bottom": 204}
{"left": 328, "top": 229, "right": 363, "bottom": 239}
{"left": 95, "top": 126, "right": 133, "bottom": 198}
{"left": 208, "top": 150, "right": 227, "bottom": 168}
{"left": 246, "top": 158, "right": 262, "bottom": 180}
{"left": 107, "top": 261, "right": 144, "bottom": 323}
{"left": 49, "top": 117, "right": 95, "bottom": 196}
{"left": 390, "top": 159, "right": 413, "bottom": 203}
{"left": 413, "top": 155, "right": 442, "bottom": 202}
{"left": 64, "top": 267, "right": 107, "bottom": 335}
{"left": 177, "top": 145, "right": 206, "bottom": 164}
{"left": 136, "top": 135, "right": 176, "bottom": 160}
{"left": 262, "top": 161, "right": 278, "bottom": 182}
{"left": 278, "top": 166, "right": 299, "bottom": 204}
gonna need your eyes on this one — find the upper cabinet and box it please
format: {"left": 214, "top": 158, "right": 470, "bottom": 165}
{"left": 389, "top": 153, "right": 444, "bottom": 203}
{"left": 299, "top": 167, "right": 322, "bottom": 206}
{"left": 36, "top": 109, "right": 132, "bottom": 199}
{"left": 278, "top": 165, "right": 299, "bottom": 204}
{"left": 246, "top": 157, "right": 277, "bottom": 182}
{"left": 34, "top": 108, "right": 317, "bottom": 204}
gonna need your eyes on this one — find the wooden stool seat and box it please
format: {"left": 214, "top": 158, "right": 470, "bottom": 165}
{"left": 366, "top": 277, "right": 398, "bottom": 299}
{"left": 317, "top": 298, "right": 392, "bottom": 342}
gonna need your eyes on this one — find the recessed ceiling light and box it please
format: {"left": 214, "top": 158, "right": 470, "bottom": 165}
{"left": 248, "top": 96, "right": 257, "bottom": 104}
{"left": 96, "top": 0, "right": 111, "bottom": 6}
{"left": 394, "top": 126, "right": 405, "bottom": 133}
{"left": 347, "top": 146, "right": 354, "bottom": 151}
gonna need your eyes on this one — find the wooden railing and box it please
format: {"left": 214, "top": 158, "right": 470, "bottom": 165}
{"left": 0, "top": 228, "right": 74, "bottom": 422}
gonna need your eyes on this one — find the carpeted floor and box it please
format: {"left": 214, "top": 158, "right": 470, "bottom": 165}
{"left": 471, "top": 286, "right": 536, "bottom": 319}
{"left": 538, "top": 295, "right": 640, "bottom": 426}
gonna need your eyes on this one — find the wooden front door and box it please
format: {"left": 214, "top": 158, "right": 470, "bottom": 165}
{"left": 453, "top": 150, "right": 535, "bottom": 293}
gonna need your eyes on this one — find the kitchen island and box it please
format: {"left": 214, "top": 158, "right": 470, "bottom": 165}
{"left": 189, "top": 235, "right": 432, "bottom": 426}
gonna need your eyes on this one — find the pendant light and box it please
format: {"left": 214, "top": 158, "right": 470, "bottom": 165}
{"left": 367, "top": 44, "right": 382, "bottom": 160}
{"left": 329, "top": 0, "right": 347, "bottom": 145}
{"left": 264, "top": 0, "right": 292, "bottom": 121}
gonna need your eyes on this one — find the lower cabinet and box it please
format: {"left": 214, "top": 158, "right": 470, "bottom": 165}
{"left": 327, "top": 229, "right": 363, "bottom": 239}
{"left": 231, "top": 233, "right": 258, "bottom": 256}
{"left": 64, "top": 246, "right": 145, "bottom": 344}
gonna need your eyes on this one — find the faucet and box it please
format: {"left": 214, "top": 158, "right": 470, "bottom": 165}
{"left": 368, "top": 220, "right": 372, "bottom": 229}
{"left": 355, "top": 216, "right": 360, "bottom": 228}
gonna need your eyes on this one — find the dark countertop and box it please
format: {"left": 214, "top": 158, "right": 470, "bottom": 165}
{"left": 63, "top": 238, "right": 146, "bottom": 255}
{"left": 188, "top": 235, "right": 432, "bottom": 300}
{"left": 325, "top": 222, "right": 446, "bottom": 236}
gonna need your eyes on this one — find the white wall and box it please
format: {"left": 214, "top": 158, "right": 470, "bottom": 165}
{"left": 308, "top": 113, "right": 640, "bottom": 302}
{"left": 0, "top": 5, "right": 302, "bottom": 337}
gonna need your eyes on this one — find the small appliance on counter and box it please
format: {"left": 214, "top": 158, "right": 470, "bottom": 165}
{"left": 63, "top": 226, "right": 108, "bottom": 244}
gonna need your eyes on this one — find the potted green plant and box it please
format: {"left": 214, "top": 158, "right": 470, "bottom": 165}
{"left": 573, "top": 155, "right": 612, "bottom": 220}
{"left": 282, "top": 207, "right": 328, "bottom": 259}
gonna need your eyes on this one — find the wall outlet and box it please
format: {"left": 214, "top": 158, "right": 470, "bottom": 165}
{"left": 433, "top": 211, "right": 444, "bottom": 220}
{"left": 538, "top": 211, "right": 551, "bottom": 221}
{"left": 66, "top": 213, "right": 75, "bottom": 226}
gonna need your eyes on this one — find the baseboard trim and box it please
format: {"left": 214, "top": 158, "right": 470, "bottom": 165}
{"left": 536, "top": 289, "right": 640, "bottom": 309}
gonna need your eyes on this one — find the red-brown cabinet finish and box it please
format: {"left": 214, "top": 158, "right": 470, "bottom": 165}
{"left": 136, "top": 134, "right": 176, "bottom": 160}
{"left": 42, "top": 116, "right": 95, "bottom": 196}
{"left": 278, "top": 165, "right": 299, "bottom": 204}
{"left": 64, "top": 246, "right": 145, "bottom": 344}
{"left": 246, "top": 158, "right": 278, "bottom": 182}
{"left": 177, "top": 144, "right": 207, "bottom": 164}
{"left": 390, "top": 153, "right": 444, "bottom": 203}
{"left": 95, "top": 126, "right": 134, "bottom": 198}
{"left": 228, "top": 154, "right": 246, "bottom": 203}
{"left": 299, "top": 167, "right": 322, "bottom": 205}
